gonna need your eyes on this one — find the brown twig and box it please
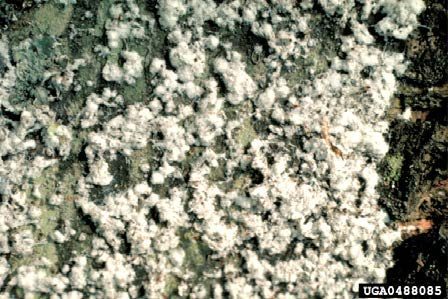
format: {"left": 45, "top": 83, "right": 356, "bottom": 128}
{"left": 321, "top": 117, "right": 344, "bottom": 158}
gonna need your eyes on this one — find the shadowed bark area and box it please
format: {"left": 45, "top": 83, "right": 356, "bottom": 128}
{"left": 379, "top": 0, "right": 447, "bottom": 289}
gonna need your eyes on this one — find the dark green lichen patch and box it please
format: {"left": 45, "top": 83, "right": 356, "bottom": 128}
{"left": 180, "top": 229, "right": 211, "bottom": 273}
{"left": 33, "top": 3, "right": 73, "bottom": 36}
{"left": 282, "top": 13, "right": 341, "bottom": 85}
{"left": 381, "top": 153, "right": 404, "bottom": 184}
{"left": 234, "top": 118, "right": 257, "bottom": 148}
{"left": 174, "top": 228, "right": 231, "bottom": 297}
{"left": 17, "top": 156, "right": 95, "bottom": 271}
{"left": 207, "top": 158, "right": 227, "bottom": 182}
{"left": 9, "top": 37, "right": 56, "bottom": 108}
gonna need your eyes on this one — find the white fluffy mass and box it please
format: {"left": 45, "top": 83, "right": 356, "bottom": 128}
{"left": 0, "top": 0, "right": 426, "bottom": 298}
